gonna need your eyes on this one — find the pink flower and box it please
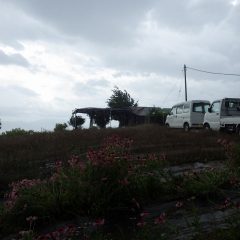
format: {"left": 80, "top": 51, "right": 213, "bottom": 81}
{"left": 160, "top": 153, "right": 167, "bottom": 161}
{"left": 55, "top": 161, "right": 63, "bottom": 172}
{"left": 93, "top": 218, "right": 105, "bottom": 226}
{"left": 218, "top": 198, "right": 232, "bottom": 209}
{"left": 140, "top": 211, "right": 149, "bottom": 218}
{"left": 154, "top": 213, "right": 166, "bottom": 224}
{"left": 136, "top": 220, "right": 146, "bottom": 227}
{"left": 119, "top": 178, "right": 129, "bottom": 186}
{"left": 176, "top": 201, "right": 183, "bottom": 208}
{"left": 26, "top": 216, "right": 38, "bottom": 222}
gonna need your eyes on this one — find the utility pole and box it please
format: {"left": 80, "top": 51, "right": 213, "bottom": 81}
{"left": 184, "top": 64, "right": 187, "bottom": 101}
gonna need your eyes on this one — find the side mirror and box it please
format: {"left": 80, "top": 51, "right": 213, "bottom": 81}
{"left": 208, "top": 107, "right": 211, "bottom": 113}
{"left": 225, "top": 101, "right": 229, "bottom": 108}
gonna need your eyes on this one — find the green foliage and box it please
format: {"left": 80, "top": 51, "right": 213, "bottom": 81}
{"left": 69, "top": 115, "right": 85, "bottom": 129}
{"left": 233, "top": 143, "right": 240, "bottom": 167}
{"left": 107, "top": 86, "right": 138, "bottom": 108}
{"left": 149, "top": 107, "right": 169, "bottom": 125}
{"left": 93, "top": 111, "right": 110, "bottom": 128}
{"left": 54, "top": 123, "right": 68, "bottom": 132}
{"left": 107, "top": 86, "right": 138, "bottom": 127}
{"left": 174, "top": 169, "right": 230, "bottom": 198}
{"left": 1, "top": 128, "right": 34, "bottom": 136}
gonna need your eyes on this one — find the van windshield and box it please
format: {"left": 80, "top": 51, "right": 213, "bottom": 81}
{"left": 193, "top": 102, "right": 210, "bottom": 113}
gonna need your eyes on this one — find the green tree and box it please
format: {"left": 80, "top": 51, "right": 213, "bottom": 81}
{"left": 107, "top": 87, "right": 138, "bottom": 127}
{"left": 69, "top": 115, "right": 85, "bottom": 129}
{"left": 94, "top": 111, "right": 110, "bottom": 128}
{"left": 54, "top": 123, "right": 68, "bottom": 132}
{"left": 107, "top": 86, "right": 138, "bottom": 108}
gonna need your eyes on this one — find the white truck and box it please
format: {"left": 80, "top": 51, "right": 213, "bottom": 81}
{"left": 203, "top": 98, "right": 240, "bottom": 134}
{"left": 165, "top": 100, "right": 210, "bottom": 131}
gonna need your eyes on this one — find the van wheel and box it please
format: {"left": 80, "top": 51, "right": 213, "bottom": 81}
{"left": 183, "top": 123, "right": 190, "bottom": 132}
{"left": 204, "top": 123, "right": 210, "bottom": 131}
{"left": 166, "top": 123, "right": 169, "bottom": 128}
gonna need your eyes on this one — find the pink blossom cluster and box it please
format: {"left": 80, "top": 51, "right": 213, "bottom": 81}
{"left": 5, "top": 179, "right": 42, "bottom": 210}
{"left": 136, "top": 211, "right": 166, "bottom": 227}
{"left": 136, "top": 211, "right": 149, "bottom": 227}
{"left": 92, "top": 218, "right": 105, "bottom": 226}
{"left": 218, "top": 197, "right": 232, "bottom": 210}
{"left": 68, "top": 155, "right": 85, "bottom": 170}
{"left": 54, "top": 160, "right": 63, "bottom": 173}
{"left": 87, "top": 135, "right": 132, "bottom": 166}
{"left": 229, "top": 176, "right": 240, "bottom": 187}
{"left": 217, "top": 138, "right": 236, "bottom": 161}
{"left": 102, "top": 135, "right": 133, "bottom": 152}
{"left": 35, "top": 224, "right": 77, "bottom": 240}
{"left": 154, "top": 213, "right": 166, "bottom": 225}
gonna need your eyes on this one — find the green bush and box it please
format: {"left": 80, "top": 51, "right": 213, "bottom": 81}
{"left": 1, "top": 128, "right": 34, "bottom": 136}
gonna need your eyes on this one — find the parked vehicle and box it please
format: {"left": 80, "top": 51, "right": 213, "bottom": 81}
{"left": 203, "top": 98, "right": 240, "bottom": 134}
{"left": 165, "top": 100, "right": 210, "bottom": 131}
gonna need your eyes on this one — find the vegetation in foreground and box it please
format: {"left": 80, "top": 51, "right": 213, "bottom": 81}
{"left": 0, "top": 125, "right": 240, "bottom": 239}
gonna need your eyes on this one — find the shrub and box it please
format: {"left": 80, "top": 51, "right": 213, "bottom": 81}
{"left": 54, "top": 123, "right": 68, "bottom": 132}
{"left": 1, "top": 128, "right": 34, "bottom": 136}
{"left": 1, "top": 135, "right": 168, "bottom": 233}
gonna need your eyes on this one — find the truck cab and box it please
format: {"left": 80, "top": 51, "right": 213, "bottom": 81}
{"left": 204, "top": 98, "right": 240, "bottom": 134}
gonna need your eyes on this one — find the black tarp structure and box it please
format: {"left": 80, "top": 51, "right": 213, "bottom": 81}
{"left": 72, "top": 107, "right": 153, "bottom": 128}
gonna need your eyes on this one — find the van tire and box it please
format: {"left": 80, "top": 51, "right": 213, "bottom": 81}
{"left": 183, "top": 123, "right": 190, "bottom": 132}
{"left": 166, "top": 123, "right": 169, "bottom": 128}
{"left": 204, "top": 123, "right": 210, "bottom": 131}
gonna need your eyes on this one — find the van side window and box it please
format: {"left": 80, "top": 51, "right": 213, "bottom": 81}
{"left": 211, "top": 101, "right": 220, "bottom": 113}
{"left": 176, "top": 105, "right": 183, "bottom": 114}
{"left": 170, "top": 107, "right": 177, "bottom": 115}
{"left": 183, "top": 103, "right": 190, "bottom": 113}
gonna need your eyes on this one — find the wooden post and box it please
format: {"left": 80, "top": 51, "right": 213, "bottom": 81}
{"left": 184, "top": 64, "right": 187, "bottom": 102}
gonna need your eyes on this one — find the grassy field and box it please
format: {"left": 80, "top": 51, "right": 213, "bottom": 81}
{"left": 0, "top": 125, "right": 240, "bottom": 239}
{"left": 0, "top": 125, "right": 229, "bottom": 190}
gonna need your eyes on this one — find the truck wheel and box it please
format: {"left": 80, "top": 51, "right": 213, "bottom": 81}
{"left": 184, "top": 123, "right": 190, "bottom": 132}
{"left": 237, "top": 126, "right": 240, "bottom": 136}
{"left": 204, "top": 123, "right": 210, "bottom": 131}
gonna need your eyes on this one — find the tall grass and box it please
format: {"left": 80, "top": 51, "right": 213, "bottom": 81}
{"left": 0, "top": 125, "right": 236, "bottom": 195}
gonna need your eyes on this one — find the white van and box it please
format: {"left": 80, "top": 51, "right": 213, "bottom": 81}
{"left": 165, "top": 100, "right": 210, "bottom": 131}
{"left": 204, "top": 98, "right": 240, "bottom": 134}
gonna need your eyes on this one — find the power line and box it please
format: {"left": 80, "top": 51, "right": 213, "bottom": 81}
{"left": 186, "top": 66, "right": 240, "bottom": 77}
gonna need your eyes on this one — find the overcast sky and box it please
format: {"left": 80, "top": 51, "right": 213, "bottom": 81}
{"left": 0, "top": 0, "right": 240, "bottom": 131}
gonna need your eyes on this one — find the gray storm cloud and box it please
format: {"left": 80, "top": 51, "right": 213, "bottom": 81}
{"left": 0, "top": 0, "right": 240, "bottom": 131}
